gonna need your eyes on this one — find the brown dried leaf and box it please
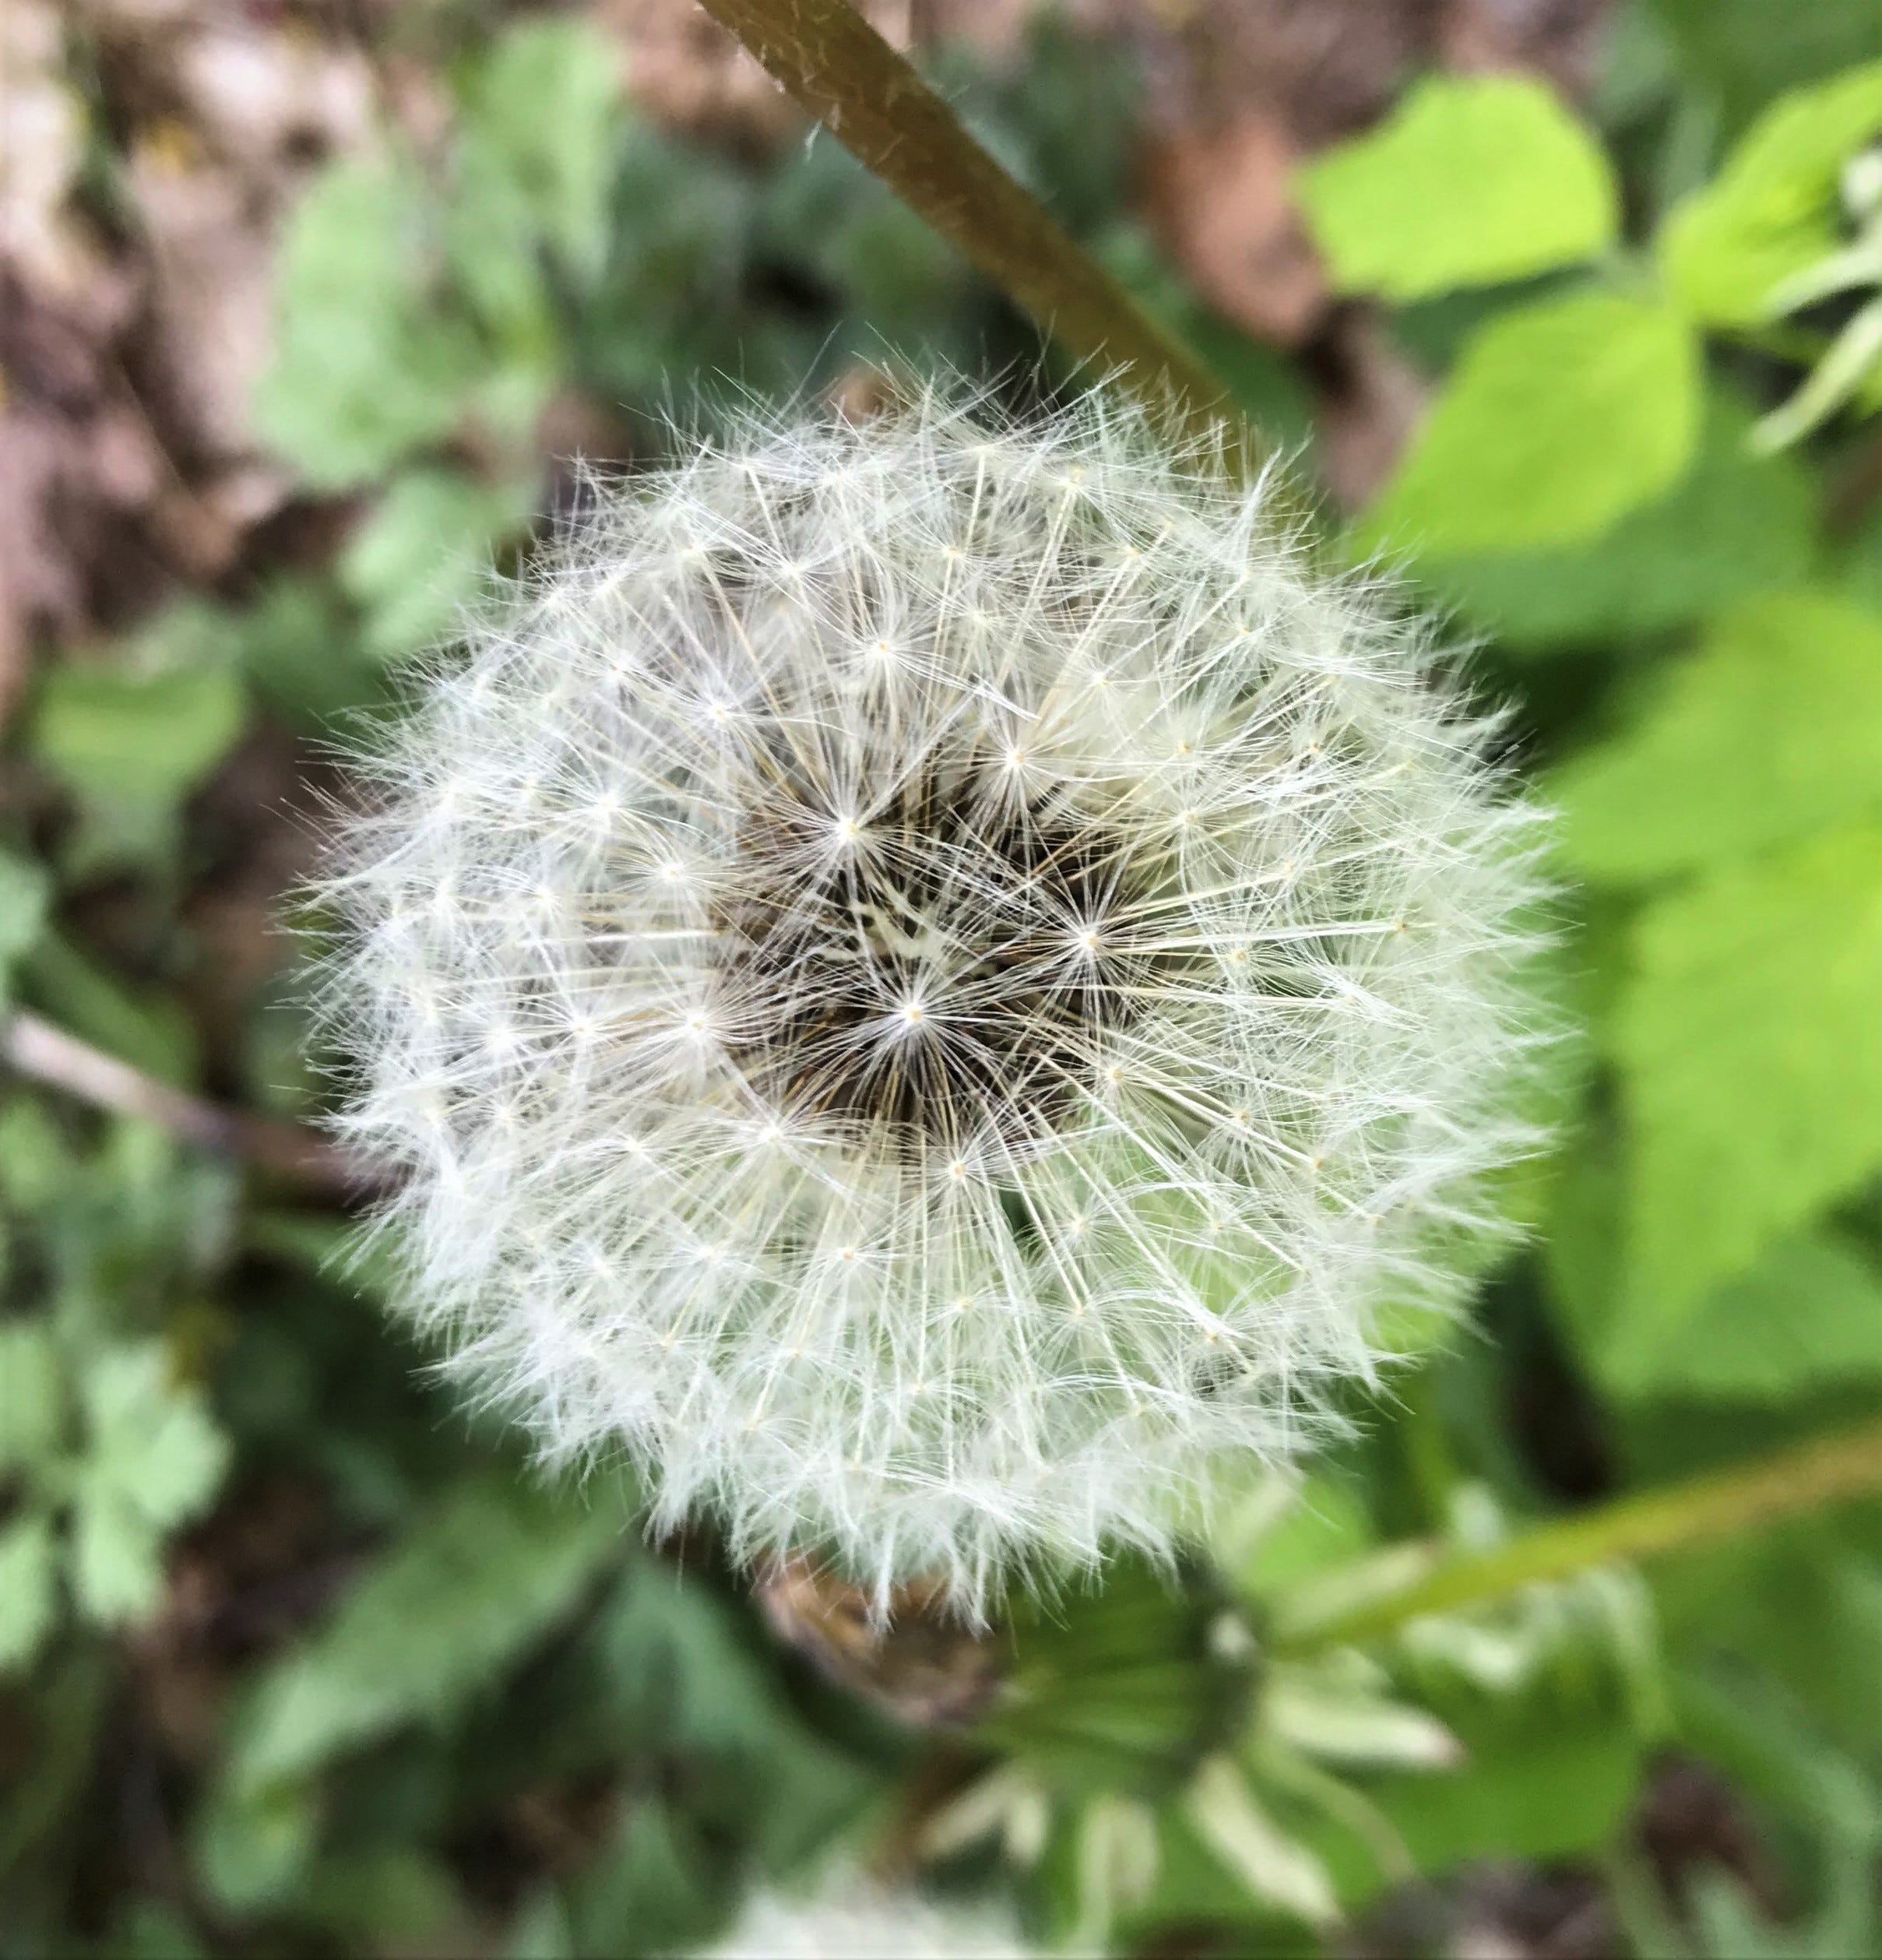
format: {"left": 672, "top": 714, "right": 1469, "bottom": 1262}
{"left": 1440, "top": 0, "right": 1612, "bottom": 91}
{"left": 756, "top": 1557, "right": 1008, "bottom": 1728}
{"left": 1148, "top": 114, "right": 1327, "bottom": 346}
{"left": 603, "top": 0, "right": 806, "bottom": 143}
{"left": 128, "top": 137, "right": 280, "bottom": 464}
{"left": 120, "top": 21, "right": 371, "bottom": 466}
{"left": 0, "top": 269, "right": 164, "bottom": 712}
{"left": 1310, "top": 308, "right": 1431, "bottom": 510}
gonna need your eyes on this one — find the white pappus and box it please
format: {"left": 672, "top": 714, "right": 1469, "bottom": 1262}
{"left": 703, "top": 1873, "right": 1029, "bottom": 1959}
{"left": 315, "top": 385, "right": 1552, "bottom": 1618}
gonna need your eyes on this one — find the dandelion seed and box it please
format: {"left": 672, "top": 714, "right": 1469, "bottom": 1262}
{"left": 703, "top": 1873, "right": 1030, "bottom": 1959}
{"left": 315, "top": 383, "right": 1551, "bottom": 1618}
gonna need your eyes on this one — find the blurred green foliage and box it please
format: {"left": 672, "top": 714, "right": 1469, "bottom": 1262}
{"left": 1296, "top": 73, "right": 1620, "bottom": 302}
{"left": 8, "top": 3, "right": 1882, "bottom": 1954}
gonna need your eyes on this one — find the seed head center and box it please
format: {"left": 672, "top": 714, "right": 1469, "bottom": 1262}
{"left": 709, "top": 762, "right": 1187, "bottom": 1153}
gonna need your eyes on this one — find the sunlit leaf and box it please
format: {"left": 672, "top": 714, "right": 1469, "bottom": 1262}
{"left": 256, "top": 154, "right": 481, "bottom": 487}
{"left": 0, "top": 1515, "right": 58, "bottom": 1671}
{"left": 1363, "top": 290, "right": 1700, "bottom": 558}
{"left": 1297, "top": 75, "right": 1616, "bottom": 301}
{"left": 1423, "top": 392, "right": 1817, "bottom": 650}
{"left": 1553, "top": 591, "right": 1882, "bottom": 881}
{"left": 0, "top": 1321, "right": 64, "bottom": 1472}
{"left": 1661, "top": 60, "right": 1882, "bottom": 325}
{"left": 192, "top": 1776, "right": 322, "bottom": 1914}
{"left": 83, "top": 1343, "right": 230, "bottom": 1532}
{"left": 70, "top": 1483, "right": 166, "bottom": 1627}
{"left": 34, "top": 663, "right": 247, "bottom": 812}
{"left": 1614, "top": 822, "right": 1882, "bottom": 1316}
{"left": 1605, "top": 1233, "right": 1882, "bottom": 1401}
{"left": 340, "top": 470, "right": 532, "bottom": 660}
{"left": 456, "top": 19, "right": 621, "bottom": 284}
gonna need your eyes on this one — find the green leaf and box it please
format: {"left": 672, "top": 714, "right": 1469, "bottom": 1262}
{"left": 339, "top": 470, "right": 529, "bottom": 660}
{"left": 231, "top": 1477, "right": 622, "bottom": 1789}
{"left": 0, "top": 850, "right": 49, "bottom": 1006}
{"left": 82, "top": 1343, "right": 229, "bottom": 1532}
{"left": 507, "top": 1889, "right": 576, "bottom": 1960}
{"left": 70, "top": 1484, "right": 166, "bottom": 1627}
{"left": 1606, "top": 1233, "right": 1882, "bottom": 1402}
{"left": 0, "top": 1096, "right": 77, "bottom": 1214}
{"left": 1553, "top": 591, "right": 1882, "bottom": 882}
{"left": 1543, "top": 1128, "right": 1633, "bottom": 1379}
{"left": 298, "top": 1849, "right": 459, "bottom": 1946}
{"left": 1661, "top": 61, "right": 1882, "bottom": 326}
{"left": 1655, "top": 1514, "right": 1882, "bottom": 1769}
{"left": 0, "top": 1321, "right": 65, "bottom": 1471}
{"left": 255, "top": 154, "right": 481, "bottom": 487}
{"left": 1614, "top": 822, "right": 1882, "bottom": 1318}
{"left": 1233, "top": 1478, "right": 1374, "bottom": 1598}
{"left": 437, "top": 18, "right": 619, "bottom": 418}
{"left": 1365, "top": 1703, "right": 1641, "bottom": 1870}
{"left": 68, "top": 1345, "right": 227, "bottom": 1631}
{"left": 600, "top": 1564, "right": 785, "bottom": 1761}
{"left": 110, "top": 1903, "right": 210, "bottom": 1960}
{"left": 1362, "top": 290, "right": 1700, "bottom": 558}
{"left": 1422, "top": 392, "right": 1817, "bottom": 651}
{"left": 456, "top": 19, "right": 620, "bottom": 284}
{"left": 1652, "top": 0, "right": 1882, "bottom": 132}
{"left": 21, "top": 934, "right": 200, "bottom": 1086}
{"left": 441, "top": 167, "right": 558, "bottom": 361}
{"left": 33, "top": 663, "right": 247, "bottom": 812}
{"left": 234, "top": 579, "right": 384, "bottom": 729}
{"left": 1675, "top": 1665, "right": 1882, "bottom": 1845}
{"left": 1296, "top": 74, "right": 1617, "bottom": 301}
{"left": 990, "top": 1557, "right": 1257, "bottom": 1797}
{"left": 193, "top": 1776, "right": 322, "bottom": 1914}
{"left": 0, "top": 1515, "right": 58, "bottom": 1671}
{"left": 1343, "top": 1564, "right": 1656, "bottom": 1878}
{"left": 570, "top": 1800, "right": 724, "bottom": 1958}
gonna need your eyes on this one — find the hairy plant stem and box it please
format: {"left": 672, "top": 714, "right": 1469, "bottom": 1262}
{"left": 1275, "top": 1416, "right": 1882, "bottom": 1654}
{"left": 691, "top": 0, "right": 1263, "bottom": 467}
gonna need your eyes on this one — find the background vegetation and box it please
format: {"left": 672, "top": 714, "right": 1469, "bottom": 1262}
{"left": 5, "top": 0, "right": 1882, "bottom": 1952}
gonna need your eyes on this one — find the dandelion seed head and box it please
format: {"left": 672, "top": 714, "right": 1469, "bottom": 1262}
{"left": 317, "top": 385, "right": 1551, "bottom": 1617}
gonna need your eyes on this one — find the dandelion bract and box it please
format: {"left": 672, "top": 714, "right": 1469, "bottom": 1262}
{"left": 319, "top": 387, "right": 1549, "bottom": 1615}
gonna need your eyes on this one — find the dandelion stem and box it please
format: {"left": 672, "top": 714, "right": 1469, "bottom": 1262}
{"left": 691, "top": 0, "right": 1250, "bottom": 460}
{"left": 1276, "top": 1416, "right": 1882, "bottom": 1653}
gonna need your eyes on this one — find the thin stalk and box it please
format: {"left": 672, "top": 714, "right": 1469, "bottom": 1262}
{"left": 691, "top": 0, "right": 1256, "bottom": 465}
{"left": 1275, "top": 1416, "right": 1882, "bottom": 1654}
{"left": 3, "top": 1009, "right": 365, "bottom": 1199}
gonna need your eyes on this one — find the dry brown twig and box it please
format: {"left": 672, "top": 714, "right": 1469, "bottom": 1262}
{"left": 2, "top": 1008, "right": 364, "bottom": 1200}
